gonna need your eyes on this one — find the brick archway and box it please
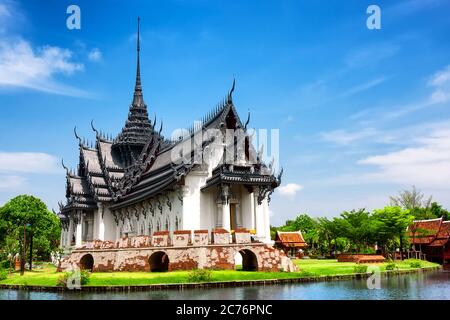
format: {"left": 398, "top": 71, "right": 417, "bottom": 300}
{"left": 149, "top": 251, "right": 169, "bottom": 272}
{"left": 238, "top": 249, "right": 258, "bottom": 271}
{"left": 79, "top": 254, "right": 94, "bottom": 271}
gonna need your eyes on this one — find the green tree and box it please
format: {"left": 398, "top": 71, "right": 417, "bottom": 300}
{"left": 0, "top": 195, "right": 61, "bottom": 275}
{"left": 317, "top": 218, "right": 342, "bottom": 256}
{"left": 372, "top": 206, "right": 414, "bottom": 258}
{"left": 338, "top": 209, "right": 376, "bottom": 252}
{"left": 429, "top": 202, "right": 450, "bottom": 220}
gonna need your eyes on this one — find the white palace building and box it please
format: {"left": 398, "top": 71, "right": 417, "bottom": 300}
{"left": 58, "top": 19, "right": 283, "bottom": 262}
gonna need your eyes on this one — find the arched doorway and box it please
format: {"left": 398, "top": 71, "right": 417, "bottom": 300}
{"left": 149, "top": 251, "right": 169, "bottom": 272}
{"left": 79, "top": 254, "right": 94, "bottom": 271}
{"left": 237, "top": 249, "right": 258, "bottom": 271}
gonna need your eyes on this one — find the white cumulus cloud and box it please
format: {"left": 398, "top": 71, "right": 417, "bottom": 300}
{"left": 277, "top": 183, "right": 303, "bottom": 198}
{"left": 0, "top": 152, "right": 60, "bottom": 174}
{"left": 0, "top": 38, "right": 87, "bottom": 96}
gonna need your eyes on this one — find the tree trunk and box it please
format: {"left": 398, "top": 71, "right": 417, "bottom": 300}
{"left": 20, "top": 254, "right": 25, "bottom": 276}
{"left": 29, "top": 229, "right": 33, "bottom": 271}
{"left": 399, "top": 232, "right": 404, "bottom": 261}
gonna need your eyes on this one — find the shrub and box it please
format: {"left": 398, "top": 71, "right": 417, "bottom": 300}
{"left": 0, "top": 269, "right": 7, "bottom": 281}
{"left": 0, "top": 260, "right": 9, "bottom": 269}
{"left": 359, "top": 247, "right": 376, "bottom": 254}
{"left": 409, "top": 261, "right": 422, "bottom": 268}
{"left": 385, "top": 263, "right": 397, "bottom": 271}
{"left": 187, "top": 269, "right": 213, "bottom": 283}
{"left": 353, "top": 265, "right": 368, "bottom": 273}
{"left": 56, "top": 270, "right": 90, "bottom": 287}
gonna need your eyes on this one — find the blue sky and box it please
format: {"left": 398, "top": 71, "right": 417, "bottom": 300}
{"left": 1, "top": 0, "right": 450, "bottom": 225}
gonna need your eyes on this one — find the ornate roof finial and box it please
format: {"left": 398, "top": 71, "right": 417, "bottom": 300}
{"left": 159, "top": 121, "right": 163, "bottom": 135}
{"left": 131, "top": 16, "right": 144, "bottom": 108}
{"left": 136, "top": 17, "right": 141, "bottom": 86}
{"left": 244, "top": 110, "right": 251, "bottom": 130}
{"left": 74, "top": 126, "right": 82, "bottom": 145}
{"left": 61, "top": 158, "right": 69, "bottom": 175}
{"left": 227, "top": 78, "right": 235, "bottom": 104}
{"left": 91, "top": 119, "right": 99, "bottom": 137}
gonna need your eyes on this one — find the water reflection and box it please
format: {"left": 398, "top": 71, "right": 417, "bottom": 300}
{"left": 1, "top": 270, "right": 449, "bottom": 300}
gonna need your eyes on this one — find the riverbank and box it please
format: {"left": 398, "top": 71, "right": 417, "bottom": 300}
{"left": 0, "top": 259, "right": 440, "bottom": 291}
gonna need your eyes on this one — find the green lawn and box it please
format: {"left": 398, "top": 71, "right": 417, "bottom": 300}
{"left": 294, "top": 258, "right": 437, "bottom": 276}
{"left": 0, "top": 259, "right": 439, "bottom": 287}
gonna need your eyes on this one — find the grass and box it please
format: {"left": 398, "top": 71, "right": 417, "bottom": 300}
{"left": 0, "top": 259, "right": 439, "bottom": 287}
{"left": 293, "top": 258, "right": 437, "bottom": 276}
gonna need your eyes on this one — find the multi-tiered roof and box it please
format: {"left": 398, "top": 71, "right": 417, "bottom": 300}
{"left": 58, "top": 18, "right": 282, "bottom": 218}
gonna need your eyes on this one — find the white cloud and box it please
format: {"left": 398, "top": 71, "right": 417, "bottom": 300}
{"left": 0, "top": 38, "right": 87, "bottom": 96}
{"left": 0, "top": 175, "right": 25, "bottom": 189}
{"left": 356, "top": 128, "right": 450, "bottom": 188}
{"left": 0, "top": 152, "right": 60, "bottom": 174}
{"left": 277, "top": 183, "right": 303, "bottom": 198}
{"left": 88, "top": 48, "right": 102, "bottom": 62}
{"left": 340, "top": 77, "right": 387, "bottom": 97}
{"left": 320, "top": 128, "right": 378, "bottom": 146}
{"left": 428, "top": 65, "right": 450, "bottom": 104}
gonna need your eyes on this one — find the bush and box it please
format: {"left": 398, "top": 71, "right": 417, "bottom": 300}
{"left": 187, "top": 269, "right": 213, "bottom": 283}
{"left": 353, "top": 265, "right": 368, "bottom": 273}
{"left": 359, "top": 247, "right": 376, "bottom": 254}
{"left": 385, "top": 263, "right": 397, "bottom": 271}
{"left": 56, "top": 270, "right": 90, "bottom": 287}
{"left": 409, "top": 261, "right": 422, "bottom": 268}
{"left": 0, "top": 269, "right": 8, "bottom": 281}
{"left": 0, "top": 260, "right": 10, "bottom": 269}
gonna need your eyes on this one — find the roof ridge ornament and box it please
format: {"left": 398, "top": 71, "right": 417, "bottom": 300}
{"left": 91, "top": 119, "right": 100, "bottom": 138}
{"left": 74, "top": 126, "right": 82, "bottom": 146}
{"left": 227, "top": 78, "right": 235, "bottom": 104}
{"left": 61, "top": 158, "right": 70, "bottom": 175}
{"left": 244, "top": 110, "right": 250, "bottom": 130}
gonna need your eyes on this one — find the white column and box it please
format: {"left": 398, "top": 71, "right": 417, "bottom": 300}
{"left": 255, "top": 191, "right": 265, "bottom": 240}
{"left": 97, "top": 204, "right": 105, "bottom": 241}
{"left": 75, "top": 211, "right": 83, "bottom": 248}
{"left": 262, "top": 198, "right": 271, "bottom": 244}
{"left": 181, "top": 186, "right": 193, "bottom": 230}
{"left": 250, "top": 192, "right": 256, "bottom": 231}
{"left": 67, "top": 217, "right": 73, "bottom": 247}
{"left": 222, "top": 202, "right": 230, "bottom": 231}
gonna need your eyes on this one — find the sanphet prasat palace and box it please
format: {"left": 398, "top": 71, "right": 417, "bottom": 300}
{"left": 58, "top": 19, "right": 296, "bottom": 273}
